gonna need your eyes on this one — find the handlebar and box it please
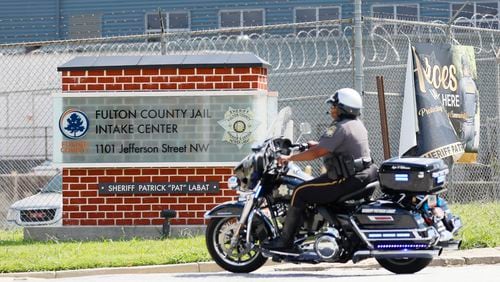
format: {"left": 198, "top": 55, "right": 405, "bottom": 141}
{"left": 291, "top": 143, "right": 309, "bottom": 152}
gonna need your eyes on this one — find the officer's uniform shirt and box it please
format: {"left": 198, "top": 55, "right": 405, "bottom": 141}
{"left": 290, "top": 118, "right": 375, "bottom": 208}
{"left": 318, "top": 118, "right": 371, "bottom": 164}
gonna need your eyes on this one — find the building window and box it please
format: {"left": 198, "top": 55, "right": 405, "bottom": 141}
{"left": 296, "top": 8, "right": 317, "bottom": 23}
{"left": 295, "top": 7, "right": 341, "bottom": 22}
{"left": 372, "top": 4, "right": 419, "bottom": 33}
{"left": 145, "top": 11, "right": 189, "bottom": 33}
{"left": 372, "top": 4, "right": 419, "bottom": 21}
{"left": 220, "top": 10, "right": 264, "bottom": 28}
{"left": 294, "top": 6, "right": 341, "bottom": 35}
{"left": 451, "top": 2, "right": 498, "bottom": 29}
{"left": 219, "top": 10, "right": 264, "bottom": 35}
{"left": 69, "top": 13, "right": 102, "bottom": 39}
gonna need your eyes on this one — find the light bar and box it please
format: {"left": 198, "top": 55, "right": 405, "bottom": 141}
{"left": 367, "top": 232, "right": 413, "bottom": 239}
{"left": 375, "top": 244, "right": 429, "bottom": 250}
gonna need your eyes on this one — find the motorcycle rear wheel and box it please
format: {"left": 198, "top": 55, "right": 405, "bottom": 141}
{"left": 206, "top": 216, "right": 268, "bottom": 273}
{"left": 376, "top": 257, "right": 433, "bottom": 274}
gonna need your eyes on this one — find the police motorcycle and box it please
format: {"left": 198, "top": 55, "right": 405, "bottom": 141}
{"left": 204, "top": 107, "right": 462, "bottom": 274}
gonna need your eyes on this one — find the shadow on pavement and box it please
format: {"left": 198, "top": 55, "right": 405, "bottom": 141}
{"left": 174, "top": 271, "right": 393, "bottom": 279}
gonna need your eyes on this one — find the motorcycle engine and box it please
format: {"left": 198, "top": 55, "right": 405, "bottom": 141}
{"left": 314, "top": 228, "right": 341, "bottom": 260}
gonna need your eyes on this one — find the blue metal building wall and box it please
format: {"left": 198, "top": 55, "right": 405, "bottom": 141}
{"left": 0, "top": 0, "right": 477, "bottom": 43}
{"left": 57, "top": 0, "right": 354, "bottom": 37}
{"left": 0, "top": 0, "right": 59, "bottom": 43}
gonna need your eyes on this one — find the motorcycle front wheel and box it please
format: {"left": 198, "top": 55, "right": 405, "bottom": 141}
{"left": 376, "top": 257, "right": 433, "bottom": 274}
{"left": 206, "top": 216, "right": 269, "bottom": 273}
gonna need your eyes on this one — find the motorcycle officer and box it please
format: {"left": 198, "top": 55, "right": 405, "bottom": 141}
{"left": 262, "top": 88, "right": 378, "bottom": 253}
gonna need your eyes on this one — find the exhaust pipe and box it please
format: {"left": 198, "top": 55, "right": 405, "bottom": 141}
{"left": 353, "top": 249, "right": 441, "bottom": 263}
{"left": 437, "top": 240, "right": 462, "bottom": 250}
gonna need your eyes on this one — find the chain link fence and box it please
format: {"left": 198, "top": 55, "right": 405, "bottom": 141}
{"left": 0, "top": 19, "right": 499, "bottom": 228}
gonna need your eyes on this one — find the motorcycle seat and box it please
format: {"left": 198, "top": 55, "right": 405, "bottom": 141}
{"left": 336, "top": 181, "right": 379, "bottom": 203}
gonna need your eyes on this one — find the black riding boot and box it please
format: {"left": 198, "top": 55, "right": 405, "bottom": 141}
{"left": 262, "top": 206, "right": 302, "bottom": 253}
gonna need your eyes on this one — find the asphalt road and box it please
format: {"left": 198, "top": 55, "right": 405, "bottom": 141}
{"left": 1, "top": 264, "right": 499, "bottom": 282}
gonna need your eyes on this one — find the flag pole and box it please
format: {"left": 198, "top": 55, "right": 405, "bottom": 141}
{"left": 376, "top": 76, "right": 391, "bottom": 160}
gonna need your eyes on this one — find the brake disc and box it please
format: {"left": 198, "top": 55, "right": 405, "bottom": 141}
{"left": 218, "top": 220, "right": 252, "bottom": 257}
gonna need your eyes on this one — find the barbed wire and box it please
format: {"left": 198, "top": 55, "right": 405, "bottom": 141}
{"left": 370, "top": 13, "right": 500, "bottom": 33}
{"left": 0, "top": 18, "right": 498, "bottom": 72}
{"left": 368, "top": 16, "right": 499, "bottom": 53}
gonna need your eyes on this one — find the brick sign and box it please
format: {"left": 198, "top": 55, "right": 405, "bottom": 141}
{"left": 57, "top": 54, "right": 274, "bottom": 227}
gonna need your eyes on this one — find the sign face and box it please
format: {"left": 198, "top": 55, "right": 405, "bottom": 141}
{"left": 411, "top": 44, "right": 463, "bottom": 160}
{"left": 53, "top": 92, "right": 276, "bottom": 165}
{"left": 402, "top": 44, "right": 480, "bottom": 162}
{"left": 98, "top": 182, "right": 219, "bottom": 194}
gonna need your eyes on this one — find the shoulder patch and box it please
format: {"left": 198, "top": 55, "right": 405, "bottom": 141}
{"left": 325, "top": 125, "right": 337, "bottom": 137}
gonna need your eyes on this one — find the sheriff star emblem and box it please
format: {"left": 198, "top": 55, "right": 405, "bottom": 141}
{"left": 326, "top": 125, "right": 337, "bottom": 137}
{"left": 218, "top": 107, "right": 260, "bottom": 149}
{"left": 277, "top": 184, "right": 291, "bottom": 197}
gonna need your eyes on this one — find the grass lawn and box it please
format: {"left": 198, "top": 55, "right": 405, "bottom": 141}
{"left": 0, "top": 202, "right": 498, "bottom": 273}
{"left": 450, "top": 202, "right": 500, "bottom": 249}
{"left": 0, "top": 232, "right": 210, "bottom": 273}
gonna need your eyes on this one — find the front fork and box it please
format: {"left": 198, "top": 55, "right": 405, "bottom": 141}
{"left": 230, "top": 184, "right": 278, "bottom": 250}
{"left": 230, "top": 192, "right": 256, "bottom": 249}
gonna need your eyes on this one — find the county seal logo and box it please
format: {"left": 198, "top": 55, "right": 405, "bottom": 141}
{"left": 59, "top": 109, "right": 89, "bottom": 139}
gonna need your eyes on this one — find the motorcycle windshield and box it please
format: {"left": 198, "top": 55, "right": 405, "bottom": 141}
{"left": 265, "top": 106, "right": 293, "bottom": 140}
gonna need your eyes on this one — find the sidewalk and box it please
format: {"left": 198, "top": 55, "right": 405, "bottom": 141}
{"left": 1, "top": 247, "right": 499, "bottom": 279}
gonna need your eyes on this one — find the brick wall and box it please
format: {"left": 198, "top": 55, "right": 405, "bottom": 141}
{"left": 59, "top": 59, "right": 269, "bottom": 226}
{"left": 61, "top": 67, "right": 268, "bottom": 92}
{"left": 62, "top": 167, "right": 236, "bottom": 226}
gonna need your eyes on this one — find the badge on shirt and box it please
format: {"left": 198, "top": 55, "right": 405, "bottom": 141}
{"left": 325, "top": 125, "right": 337, "bottom": 137}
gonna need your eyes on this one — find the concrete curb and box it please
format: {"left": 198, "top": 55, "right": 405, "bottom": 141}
{"left": 0, "top": 263, "right": 212, "bottom": 279}
{"left": 1, "top": 248, "right": 498, "bottom": 278}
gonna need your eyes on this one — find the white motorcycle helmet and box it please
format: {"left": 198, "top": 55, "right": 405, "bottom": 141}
{"left": 325, "top": 88, "right": 363, "bottom": 117}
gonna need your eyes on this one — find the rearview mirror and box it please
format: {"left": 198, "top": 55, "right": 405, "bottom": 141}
{"left": 299, "top": 122, "right": 311, "bottom": 135}
{"left": 296, "top": 122, "right": 311, "bottom": 143}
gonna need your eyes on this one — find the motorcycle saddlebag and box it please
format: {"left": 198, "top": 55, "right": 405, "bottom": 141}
{"left": 378, "top": 157, "right": 449, "bottom": 194}
{"left": 353, "top": 201, "right": 438, "bottom": 249}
